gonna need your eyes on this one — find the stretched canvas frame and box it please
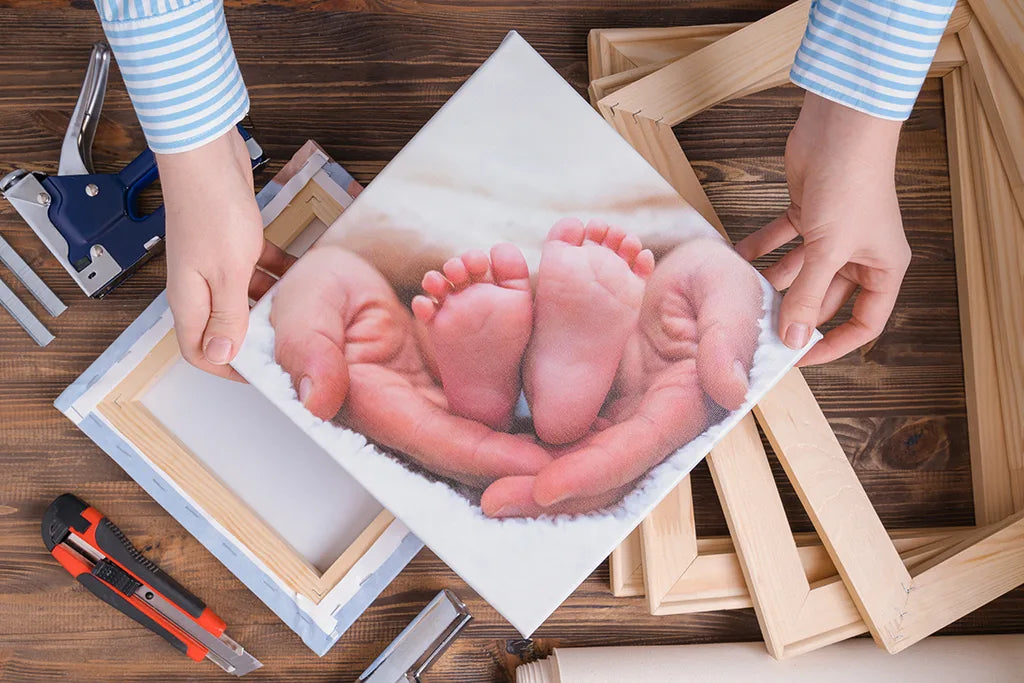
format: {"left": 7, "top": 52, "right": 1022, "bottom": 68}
{"left": 55, "top": 142, "right": 423, "bottom": 655}
{"left": 595, "top": 0, "right": 1024, "bottom": 658}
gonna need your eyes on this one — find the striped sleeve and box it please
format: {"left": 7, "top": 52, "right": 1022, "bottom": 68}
{"left": 94, "top": 0, "right": 249, "bottom": 154}
{"left": 791, "top": 0, "right": 957, "bottom": 120}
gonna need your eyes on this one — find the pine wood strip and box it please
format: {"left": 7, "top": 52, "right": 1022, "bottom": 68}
{"left": 598, "top": 0, "right": 812, "bottom": 126}
{"left": 893, "top": 509, "right": 1024, "bottom": 651}
{"left": 967, "top": 0, "right": 1024, "bottom": 97}
{"left": 639, "top": 477, "right": 698, "bottom": 613}
{"left": 263, "top": 179, "right": 345, "bottom": 248}
{"left": 590, "top": 31, "right": 963, "bottom": 106}
{"left": 592, "top": 60, "right": 784, "bottom": 107}
{"left": 587, "top": 23, "right": 746, "bottom": 81}
{"left": 960, "top": 22, "right": 1024, "bottom": 221}
{"left": 706, "top": 410, "right": 971, "bottom": 657}
{"left": 619, "top": 525, "right": 962, "bottom": 603}
{"left": 755, "top": 368, "right": 1024, "bottom": 654}
{"left": 609, "top": 528, "right": 644, "bottom": 597}
{"left": 599, "top": 1, "right": 969, "bottom": 126}
{"left": 782, "top": 535, "right": 965, "bottom": 656}
{"left": 605, "top": 110, "right": 723, "bottom": 234}
{"left": 964, "top": 76, "right": 1024, "bottom": 508}
{"left": 314, "top": 509, "right": 393, "bottom": 597}
{"left": 754, "top": 369, "right": 913, "bottom": 651}
{"left": 706, "top": 414, "right": 809, "bottom": 657}
{"left": 652, "top": 529, "right": 964, "bottom": 614}
{"left": 943, "top": 68, "right": 1015, "bottom": 525}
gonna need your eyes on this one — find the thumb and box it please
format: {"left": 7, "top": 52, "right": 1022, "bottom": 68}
{"left": 778, "top": 239, "right": 842, "bottom": 350}
{"left": 651, "top": 239, "right": 762, "bottom": 411}
{"left": 202, "top": 274, "right": 251, "bottom": 366}
{"left": 269, "top": 252, "right": 351, "bottom": 420}
{"left": 693, "top": 243, "right": 763, "bottom": 411}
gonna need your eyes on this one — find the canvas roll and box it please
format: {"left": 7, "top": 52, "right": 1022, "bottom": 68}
{"left": 516, "top": 636, "right": 1024, "bottom": 682}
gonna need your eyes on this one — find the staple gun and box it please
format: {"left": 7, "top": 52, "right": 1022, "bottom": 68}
{"left": 0, "top": 42, "right": 267, "bottom": 298}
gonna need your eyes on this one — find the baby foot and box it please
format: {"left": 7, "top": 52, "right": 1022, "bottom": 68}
{"left": 524, "top": 218, "right": 655, "bottom": 444}
{"left": 412, "top": 244, "right": 533, "bottom": 431}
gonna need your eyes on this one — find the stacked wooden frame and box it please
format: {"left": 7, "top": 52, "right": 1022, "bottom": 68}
{"left": 56, "top": 142, "right": 421, "bottom": 654}
{"left": 591, "top": 0, "right": 1024, "bottom": 659}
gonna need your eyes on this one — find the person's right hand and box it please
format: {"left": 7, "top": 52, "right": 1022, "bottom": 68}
{"left": 158, "top": 128, "right": 288, "bottom": 380}
{"left": 736, "top": 92, "right": 911, "bottom": 366}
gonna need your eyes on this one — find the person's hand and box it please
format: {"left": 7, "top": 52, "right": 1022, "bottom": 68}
{"left": 158, "top": 128, "right": 285, "bottom": 380}
{"left": 736, "top": 92, "right": 910, "bottom": 366}
{"left": 481, "top": 238, "right": 763, "bottom": 517}
{"left": 270, "top": 246, "right": 552, "bottom": 488}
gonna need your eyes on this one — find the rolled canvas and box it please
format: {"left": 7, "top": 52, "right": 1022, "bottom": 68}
{"left": 232, "top": 31, "right": 817, "bottom": 636}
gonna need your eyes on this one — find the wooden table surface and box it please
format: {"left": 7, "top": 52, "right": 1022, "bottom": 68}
{"left": 1, "top": 1, "right": 1021, "bottom": 680}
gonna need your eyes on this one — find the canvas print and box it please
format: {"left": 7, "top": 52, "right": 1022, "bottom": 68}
{"left": 232, "top": 31, "right": 818, "bottom": 636}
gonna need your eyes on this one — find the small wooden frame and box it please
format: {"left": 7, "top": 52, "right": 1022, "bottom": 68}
{"left": 94, "top": 146, "right": 388, "bottom": 605}
{"left": 97, "top": 331, "right": 393, "bottom": 604}
{"left": 596, "top": 0, "right": 1024, "bottom": 658}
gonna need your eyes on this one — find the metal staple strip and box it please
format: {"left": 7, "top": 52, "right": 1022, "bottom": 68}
{"left": 0, "top": 276, "right": 54, "bottom": 346}
{"left": 0, "top": 232, "right": 66, "bottom": 316}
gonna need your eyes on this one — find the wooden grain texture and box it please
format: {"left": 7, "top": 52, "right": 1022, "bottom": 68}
{"left": 598, "top": 0, "right": 812, "bottom": 124}
{"left": 964, "top": 71, "right": 1024, "bottom": 512}
{"left": 598, "top": 0, "right": 969, "bottom": 125}
{"left": 0, "top": 1, "right": 1019, "bottom": 681}
{"left": 967, "top": 0, "right": 1024, "bottom": 97}
{"left": 639, "top": 477, "right": 697, "bottom": 613}
{"left": 589, "top": 27, "right": 962, "bottom": 104}
{"left": 960, "top": 23, "right": 1024, "bottom": 221}
{"left": 944, "top": 67, "right": 1015, "bottom": 525}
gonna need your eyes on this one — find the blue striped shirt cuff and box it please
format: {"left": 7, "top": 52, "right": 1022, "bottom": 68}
{"left": 95, "top": 0, "right": 249, "bottom": 154}
{"left": 791, "top": 0, "right": 957, "bottom": 120}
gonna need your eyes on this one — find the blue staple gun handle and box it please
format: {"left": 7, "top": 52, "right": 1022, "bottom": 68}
{"left": 0, "top": 42, "right": 267, "bottom": 298}
{"left": 42, "top": 148, "right": 164, "bottom": 294}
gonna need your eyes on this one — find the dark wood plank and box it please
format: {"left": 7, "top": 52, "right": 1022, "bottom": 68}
{"left": 0, "top": 2, "right": 1019, "bottom": 681}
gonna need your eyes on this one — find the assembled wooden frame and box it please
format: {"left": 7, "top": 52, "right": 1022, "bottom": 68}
{"left": 594, "top": 0, "right": 1024, "bottom": 659}
{"left": 84, "top": 144, "right": 396, "bottom": 606}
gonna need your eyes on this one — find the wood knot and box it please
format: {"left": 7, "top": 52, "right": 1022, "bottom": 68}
{"left": 879, "top": 419, "right": 946, "bottom": 469}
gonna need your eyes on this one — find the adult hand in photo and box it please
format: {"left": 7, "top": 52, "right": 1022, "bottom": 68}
{"left": 160, "top": 128, "right": 291, "bottom": 380}
{"left": 481, "top": 238, "right": 763, "bottom": 517}
{"left": 270, "top": 246, "right": 553, "bottom": 488}
{"left": 736, "top": 92, "right": 910, "bottom": 366}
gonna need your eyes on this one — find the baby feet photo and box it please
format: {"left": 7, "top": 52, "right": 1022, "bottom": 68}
{"left": 412, "top": 244, "right": 533, "bottom": 431}
{"left": 524, "top": 218, "right": 654, "bottom": 444}
{"left": 233, "top": 34, "right": 813, "bottom": 639}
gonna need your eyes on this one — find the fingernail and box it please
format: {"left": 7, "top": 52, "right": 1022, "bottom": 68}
{"left": 298, "top": 376, "right": 313, "bottom": 405}
{"left": 204, "top": 337, "right": 232, "bottom": 365}
{"left": 784, "top": 323, "right": 810, "bottom": 349}
{"left": 493, "top": 504, "right": 525, "bottom": 518}
{"left": 535, "top": 491, "right": 569, "bottom": 507}
{"left": 733, "top": 359, "right": 749, "bottom": 388}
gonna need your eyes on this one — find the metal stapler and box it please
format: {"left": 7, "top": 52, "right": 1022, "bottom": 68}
{"left": 0, "top": 42, "right": 267, "bottom": 298}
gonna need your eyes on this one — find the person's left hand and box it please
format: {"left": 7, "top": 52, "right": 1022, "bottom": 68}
{"left": 480, "top": 238, "right": 763, "bottom": 517}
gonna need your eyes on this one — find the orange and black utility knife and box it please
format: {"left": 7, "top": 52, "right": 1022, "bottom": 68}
{"left": 42, "top": 494, "right": 262, "bottom": 676}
